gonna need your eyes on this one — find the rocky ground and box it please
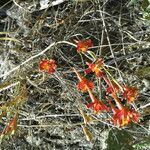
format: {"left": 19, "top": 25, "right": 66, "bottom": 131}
{"left": 0, "top": 0, "right": 150, "bottom": 149}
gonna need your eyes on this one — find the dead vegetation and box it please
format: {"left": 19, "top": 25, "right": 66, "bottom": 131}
{"left": 0, "top": 0, "right": 150, "bottom": 149}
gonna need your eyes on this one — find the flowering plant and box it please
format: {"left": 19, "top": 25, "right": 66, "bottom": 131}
{"left": 76, "top": 39, "right": 93, "bottom": 53}
{"left": 39, "top": 59, "right": 57, "bottom": 74}
{"left": 72, "top": 39, "right": 139, "bottom": 127}
{"left": 36, "top": 39, "right": 140, "bottom": 143}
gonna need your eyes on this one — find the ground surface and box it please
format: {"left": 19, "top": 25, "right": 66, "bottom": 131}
{"left": 0, "top": 0, "right": 150, "bottom": 150}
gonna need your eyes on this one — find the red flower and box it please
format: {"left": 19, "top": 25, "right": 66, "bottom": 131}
{"left": 77, "top": 79, "right": 94, "bottom": 92}
{"left": 123, "top": 86, "right": 139, "bottom": 103}
{"left": 87, "top": 90, "right": 108, "bottom": 113}
{"left": 76, "top": 39, "right": 93, "bottom": 53}
{"left": 85, "top": 59, "right": 104, "bottom": 77}
{"left": 73, "top": 68, "right": 94, "bottom": 92}
{"left": 39, "top": 59, "right": 57, "bottom": 74}
{"left": 87, "top": 99, "right": 108, "bottom": 113}
{"left": 112, "top": 108, "right": 139, "bottom": 127}
{"left": 108, "top": 100, "right": 139, "bottom": 127}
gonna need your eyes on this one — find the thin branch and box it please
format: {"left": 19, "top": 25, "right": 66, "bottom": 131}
{"left": 0, "top": 41, "right": 77, "bottom": 80}
{"left": 0, "top": 81, "right": 20, "bottom": 92}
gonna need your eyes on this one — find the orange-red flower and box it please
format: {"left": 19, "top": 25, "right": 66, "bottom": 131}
{"left": 108, "top": 100, "right": 139, "bottom": 127}
{"left": 87, "top": 90, "right": 108, "bottom": 113}
{"left": 87, "top": 99, "right": 109, "bottom": 113}
{"left": 112, "top": 108, "right": 139, "bottom": 127}
{"left": 73, "top": 68, "right": 94, "bottom": 92}
{"left": 76, "top": 39, "right": 93, "bottom": 53}
{"left": 77, "top": 79, "right": 94, "bottom": 92}
{"left": 123, "top": 86, "right": 139, "bottom": 103}
{"left": 84, "top": 59, "right": 104, "bottom": 77}
{"left": 39, "top": 59, "right": 57, "bottom": 74}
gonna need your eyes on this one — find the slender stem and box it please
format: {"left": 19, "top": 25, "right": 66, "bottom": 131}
{"left": 88, "top": 89, "right": 95, "bottom": 102}
{"left": 103, "top": 66, "right": 123, "bottom": 91}
{"left": 111, "top": 92, "right": 123, "bottom": 110}
{"left": 0, "top": 41, "right": 76, "bottom": 79}
{"left": 73, "top": 68, "right": 83, "bottom": 81}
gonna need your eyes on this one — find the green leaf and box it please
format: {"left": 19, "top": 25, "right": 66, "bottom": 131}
{"left": 132, "top": 137, "right": 150, "bottom": 150}
{"left": 106, "top": 129, "right": 133, "bottom": 150}
{"left": 142, "top": 0, "right": 149, "bottom": 10}
{"left": 128, "top": 0, "right": 139, "bottom": 6}
{"left": 146, "top": 5, "right": 150, "bottom": 12}
{"left": 136, "top": 66, "right": 150, "bottom": 78}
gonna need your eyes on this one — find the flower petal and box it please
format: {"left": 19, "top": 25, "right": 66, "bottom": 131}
{"left": 76, "top": 39, "right": 93, "bottom": 53}
{"left": 39, "top": 59, "right": 57, "bottom": 74}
